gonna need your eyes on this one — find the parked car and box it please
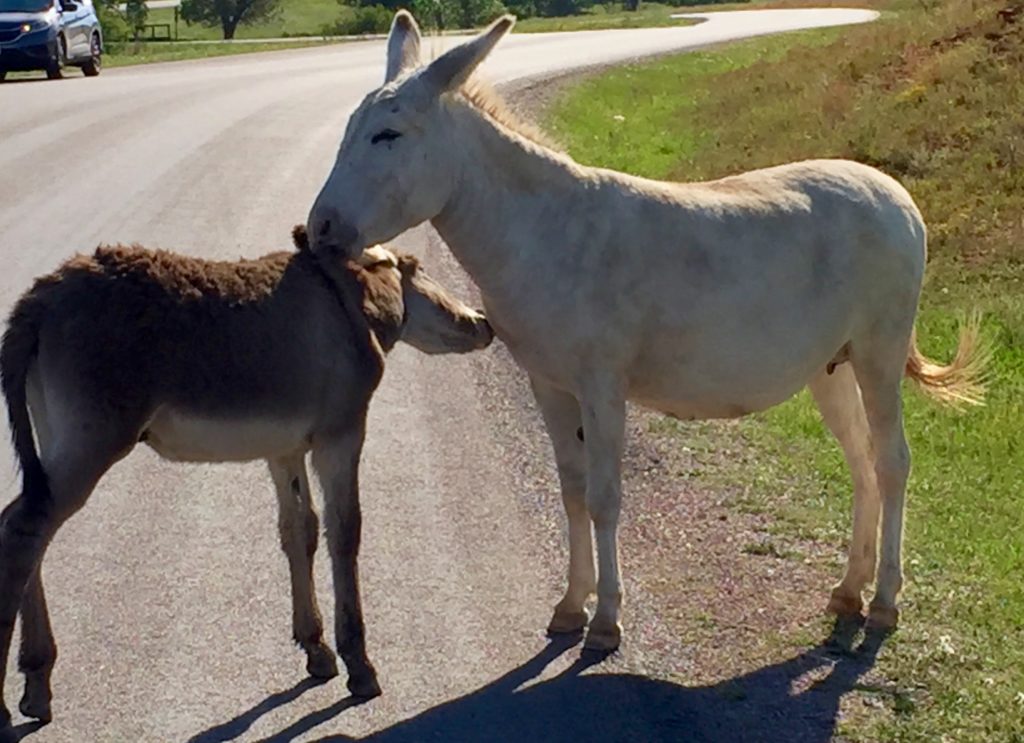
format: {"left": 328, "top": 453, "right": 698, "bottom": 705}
{"left": 0, "top": 0, "right": 102, "bottom": 81}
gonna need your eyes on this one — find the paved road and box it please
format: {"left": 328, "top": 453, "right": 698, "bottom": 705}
{"left": 0, "top": 9, "right": 876, "bottom": 742}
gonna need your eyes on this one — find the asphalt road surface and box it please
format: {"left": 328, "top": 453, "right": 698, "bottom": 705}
{"left": 0, "top": 9, "right": 876, "bottom": 742}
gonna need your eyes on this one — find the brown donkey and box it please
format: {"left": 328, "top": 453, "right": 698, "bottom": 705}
{"left": 0, "top": 226, "right": 493, "bottom": 737}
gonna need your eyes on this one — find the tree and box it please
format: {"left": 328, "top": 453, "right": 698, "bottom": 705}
{"left": 124, "top": 0, "right": 148, "bottom": 48}
{"left": 179, "top": 0, "right": 280, "bottom": 40}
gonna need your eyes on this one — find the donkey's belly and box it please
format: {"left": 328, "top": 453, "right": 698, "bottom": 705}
{"left": 142, "top": 408, "right": 311, "bottom": 463}
{"left": 628, "top": 341, "right": 834, "bottom": 421}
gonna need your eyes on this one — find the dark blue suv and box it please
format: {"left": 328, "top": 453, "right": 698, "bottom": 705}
{"left": 0, "top": 0, "right": 102, "bottom": 80}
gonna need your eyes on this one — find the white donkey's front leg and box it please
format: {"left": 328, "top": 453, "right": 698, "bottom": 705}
{"left": 579, "top": 378, "right": 626, "bottom": 651}
{"left": 530, "top": 376, "right": 595, "bottom": 635}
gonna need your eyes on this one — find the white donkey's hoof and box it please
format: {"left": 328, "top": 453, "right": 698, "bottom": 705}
{"left": 547, "top": 607, "right": 589, "bottom": 635}
{"left": 584, "top": 618, "right": 622, "bottom": 651}
{"left": 866, "top": 602, "right": 899, "bottom": 630}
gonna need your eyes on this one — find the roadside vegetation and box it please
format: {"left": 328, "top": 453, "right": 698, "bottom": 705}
{"left": 94, "top": 0, "right": 715, "bottom": 50}
{"left": 104, "top": 39, "right": 332, "bottom": 66}
{"left": 547, "top": 0, "right": 1023, "bottom": 739}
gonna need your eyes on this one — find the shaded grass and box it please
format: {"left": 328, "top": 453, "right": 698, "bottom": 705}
{"left": 547, "top": 2, "right": 1024, "bottom": 740}
{"left": 515, "top": 3, "right": 699, "bottom": 32}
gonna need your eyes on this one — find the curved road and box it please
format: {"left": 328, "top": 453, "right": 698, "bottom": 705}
{"left": 1, "top": 9, "right": 875, "bottom": 742}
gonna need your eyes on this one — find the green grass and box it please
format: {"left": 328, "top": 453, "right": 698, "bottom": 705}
{"left": 145, "top": 0, "right": 345, "bottom": 41}
{"left": 104, "top": 39, "right": 334, "bottom": 66}
{"left": 547, "top": 2, "right": 1024, "bottom": 739}
{"left": 141, "top": 1, "right": 695, "bottom": 42}
{"left": 515, "top": 3, "right": 699, "bottom": 32}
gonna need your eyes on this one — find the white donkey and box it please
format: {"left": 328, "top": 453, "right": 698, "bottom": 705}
{"left": 306, "top": 13, "right": 987, "bottom": 651}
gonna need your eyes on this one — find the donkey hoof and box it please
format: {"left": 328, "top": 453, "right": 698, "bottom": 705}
{"left": 583, "top": 618, "right": 622, "bottom": 652}
{"left": 0, "top": 724, "right": 18, "bottom": 743}
{"left": 303, "top": 646, "right": 339, "bottom": 679}
{"left": 547, "top": 607, "right": 589, "bottom": 635}
{"left": 346, "top": 672, "right": 382, "bottom": 699}
{"left": 19, "top": 689, "right": 52, "bottom": 723}
{"left": 306, "top": 645, "right": 340, "bottom": 680}
{"left": 866, "top": 603, "right": 899, "bottom": 631}
{"left": 826, "top": 591, "right": 864, "bottom": 618}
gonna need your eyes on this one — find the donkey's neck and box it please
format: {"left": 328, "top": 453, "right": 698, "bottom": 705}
{"left": 431, "top": 98, "right": 588, "bottom": 296}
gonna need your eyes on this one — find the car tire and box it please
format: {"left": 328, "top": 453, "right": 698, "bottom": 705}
{"left": 82, "top": 33, "right": 101, "bottom": 77}
{"left": 46, "top": 36, "right": 66, "bottom": 80}
{"left": 0, "top": 71, "right": 6, "bottom": 83}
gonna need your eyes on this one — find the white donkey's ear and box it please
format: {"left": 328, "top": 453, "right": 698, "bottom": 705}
{"left": 420, "top": 15, "right": 515, "bottom": 96}
{"left": 385, "top": 11, "right": 422, "bottom": 83}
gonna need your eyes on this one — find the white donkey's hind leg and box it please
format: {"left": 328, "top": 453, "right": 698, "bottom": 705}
{"left": 809, "top": 364, "right": 880, "bottom": 617}
{"left": 530, "top": 376, "right": 595, "bottom": 635}
{"left": 853, "top": 339, "right": 913, "bottom": 630}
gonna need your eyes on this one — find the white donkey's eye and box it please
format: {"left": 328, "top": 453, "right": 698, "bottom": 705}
{"left": 371, "top": 129, "right": 402, "bottom": 145}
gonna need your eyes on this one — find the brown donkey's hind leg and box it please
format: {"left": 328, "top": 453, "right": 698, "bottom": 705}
{"left": 0, "top": 414, "right": 135, "bottom": 736}
{"left": 17, "top": 565, "right": 57, "bottom": 723}
{"left": 268, "top": 455, "right": 338, "bottom": 680}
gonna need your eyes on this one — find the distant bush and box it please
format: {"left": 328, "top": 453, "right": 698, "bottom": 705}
{"left": 332, "top": 3, "right": 393, "bottom": 34}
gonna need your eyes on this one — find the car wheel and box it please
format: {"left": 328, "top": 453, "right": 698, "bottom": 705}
{"left": 0, "top": 71, "right": 7, "bottom": 83}
{"left": 82, "top": 33, "right": 101, "bottom": 77}
{"left": 46, "top": 36, "right": 66, "bottom": 80}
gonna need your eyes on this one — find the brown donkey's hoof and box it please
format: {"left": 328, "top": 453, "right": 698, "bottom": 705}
{"left": 866, "top": 603, "right": 899, "bottom": 631}
{"left": 19, "top": 696, "right": 52, "bottom": 724}
{"left": 306, "top": 645, "right": 340, "bottom": 680}
{"left": 547, "top": 608, "right": 589, "bottom": 635}
{"left": 826, "top": 591, "right": 864, "bottom": 618}
{"left": 347, "top": 672, "right": 382, "bottom": 699}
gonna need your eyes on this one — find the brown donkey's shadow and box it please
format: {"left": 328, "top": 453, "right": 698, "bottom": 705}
{"left": 180, "top": 617, "right": 886, "bottom": 743}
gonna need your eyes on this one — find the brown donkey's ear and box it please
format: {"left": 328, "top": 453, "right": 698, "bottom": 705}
{"left": 292, "top": 225, "right": 310, "bottom": 251}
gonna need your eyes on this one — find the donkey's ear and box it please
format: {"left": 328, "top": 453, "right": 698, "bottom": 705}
{"left": 385, "top": 10, "right": 422, "bottom": 83}
{"left": 420, "top": 15, "right": 515, "bottom": 96}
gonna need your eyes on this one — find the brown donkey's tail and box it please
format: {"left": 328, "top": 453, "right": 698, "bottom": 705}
{"left": 1, "top": 291, "right": 49, "bottom": 503}
{"left": 905, "top": 313, "right": 990, "bottom": 407}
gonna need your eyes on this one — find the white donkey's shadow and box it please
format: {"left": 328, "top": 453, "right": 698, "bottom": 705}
{"left": 187, "top": 617, "right": 887, "bottom": 743}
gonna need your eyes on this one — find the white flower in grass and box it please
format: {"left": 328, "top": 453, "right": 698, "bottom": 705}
{"left": 938, "top": 635, "right": 956, "bottom": 655}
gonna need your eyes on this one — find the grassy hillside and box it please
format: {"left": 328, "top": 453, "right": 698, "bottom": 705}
{"left": 547, "top": 1, "right": 1023, "bottom": 740}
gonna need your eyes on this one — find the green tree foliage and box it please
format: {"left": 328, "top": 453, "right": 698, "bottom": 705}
{"left": 179, "top": 0, "right": 281, "bottom": 39}
{"left": 123, "top": 0, "right": 148, "bottom": 40}
{"left": 93, "top": 0, "right": 129, "bottom": 42}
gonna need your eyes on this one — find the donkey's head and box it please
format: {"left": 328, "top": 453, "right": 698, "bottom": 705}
{"left": 307, "top": 11, "right": 515, "bottom": 258}
{"left": 357, "top": 245, "right": 494, "bottom": 355}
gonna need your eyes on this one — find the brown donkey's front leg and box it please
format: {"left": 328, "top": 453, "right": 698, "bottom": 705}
{"left": 268, "top": 456, "right": 339, "bottom": 680}
{"left": 311, "top": 421, "right": 381, "bottom": 699}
